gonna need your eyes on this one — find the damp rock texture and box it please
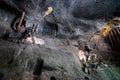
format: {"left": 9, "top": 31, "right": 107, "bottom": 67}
{"left": 0, "top": 0, "right": 120, "bottom": 80}
{"left": 0, "top": 38, "right": 120, "bottom": 80}
{"left": 0, "top": 0, "right": 120, "bottom": 38}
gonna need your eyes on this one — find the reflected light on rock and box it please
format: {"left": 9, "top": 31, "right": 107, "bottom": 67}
{"left": 78, "top": 50, "right": 88, "bottom": 63}
{"left": 24, "top": 37, "right": 44, "bottom": 45}
{"left": 34, "top": 37, "right": 44, "bottom": 45}
{"left": 45, "top": 7, "right": 53, "bottom": 16}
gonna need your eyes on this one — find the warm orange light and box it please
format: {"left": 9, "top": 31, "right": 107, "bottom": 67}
{"left": 100, "top": 18, "right": 117, "bottom": 37}
{"left": 45, "top": 7, "right": 53, "bottom": 16}
{"left": 78, "top": 50, "right": 88, "bottom": 63}
{"left": 100, "top": 25, "right": 110, "bottom": 37}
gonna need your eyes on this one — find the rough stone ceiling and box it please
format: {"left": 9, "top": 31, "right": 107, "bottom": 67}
{"left": 0, "top": 0, "right": 120, "bottom": 37}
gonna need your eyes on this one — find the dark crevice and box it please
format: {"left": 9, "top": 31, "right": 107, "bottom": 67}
{"left": 2, "top": 32, "right": 10, "bottom": 40}
{"left": 33, "top": 59, "right": 44, "bottom": 75}
{"left": 114, "top": 7, "right": 120, "bottom": 17}
{"left": 50, "top": 76, "right": 56, "bottom": 80}
{"left": 0, "top": 72, "right": 4, "bottom": 80}
{"left": 11, "top": 14, "right": 26, "bottom": 33}
{"left": 84, "top": 76, "right": 89, "bottom": 80}
{"left": 0, "top": 1, "right": 21, "bottom": 15}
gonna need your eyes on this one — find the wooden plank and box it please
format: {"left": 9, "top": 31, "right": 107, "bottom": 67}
{"left": 109, "top": 30, "right": 118, "bottom": 50}
{"left": 112, "top": 29, "right": 120, "bottom": 50}
{"left": 108, "top": 31, "right": 115, "bottom": 50}
{"left": 17, "top": 12, "right": 25, "bottom": 32}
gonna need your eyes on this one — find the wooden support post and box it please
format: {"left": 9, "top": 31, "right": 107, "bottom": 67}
{"left": 110, "top": 31, "right": 118, "bottom": 50}
{"left": 108, "top": 31, "right": 114, "bottom": 50}
{"left": 17, "top": 12, "right": 25, "bottom": 32}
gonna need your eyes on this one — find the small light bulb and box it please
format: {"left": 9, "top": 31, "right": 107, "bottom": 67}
{"left": 45, "top": 7, "right": 53, "bottom": 15}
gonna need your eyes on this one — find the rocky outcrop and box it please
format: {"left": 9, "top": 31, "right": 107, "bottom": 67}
{"left": 0, "top": 37, "right": 120, "bottom": 80}
{"left": 0, "top": 0, "right": 120, "bottom": 38}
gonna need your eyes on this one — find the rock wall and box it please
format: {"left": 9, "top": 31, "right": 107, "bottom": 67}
{"left": 0, "top": 0, "right": 120, "bottom": 38}
{"left": 0, "top": 0, "right": 120, "bottom": 80}
{"left": 0, "top": 38, "right": 120, "bottom": 80}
